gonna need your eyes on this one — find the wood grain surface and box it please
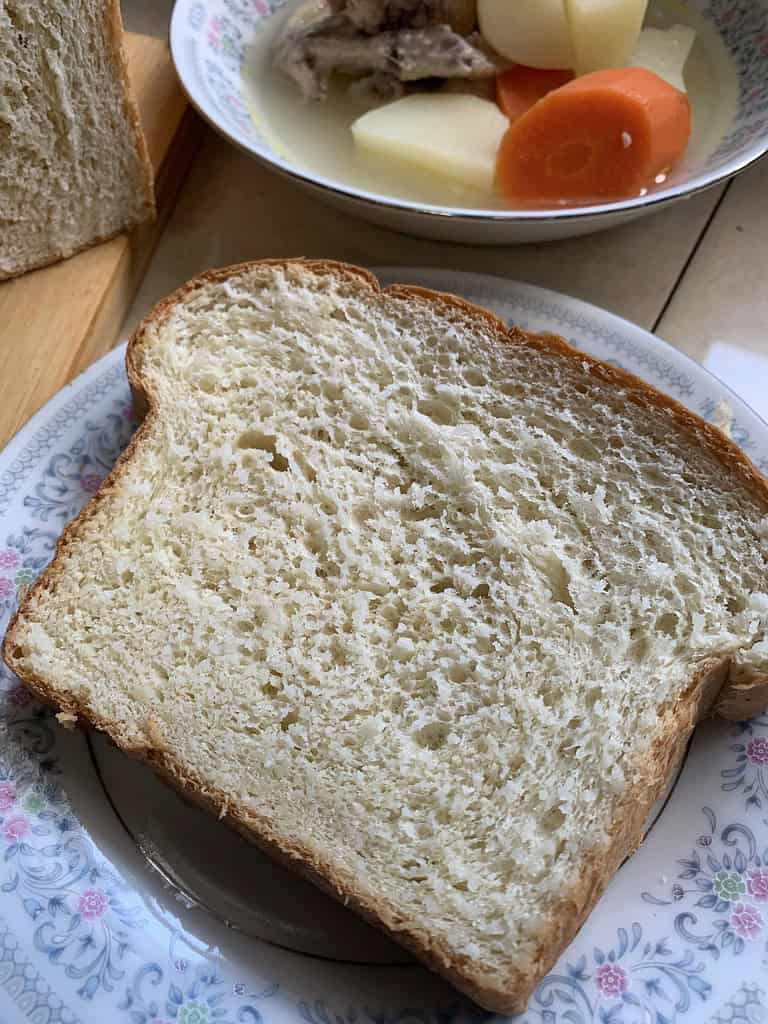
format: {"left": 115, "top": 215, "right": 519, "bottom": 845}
{"left": 0, "top": 33, "right": 202, "bottom": 448}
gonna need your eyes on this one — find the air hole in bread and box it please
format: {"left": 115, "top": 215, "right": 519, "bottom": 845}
{"left": 542, "top": 807, "right": 566, "bottom": 833}
{"left": 236, "top": 431, "right": 290, "bottom": 472}
{"left": 415, "top": 721, "right": 450, "bottom": 749}
{"left": 402, "top": 505, "right": 439, "bottom": 522}
{"left": 430, "top": 578, "right": 455, "bottom": 594}
{"left": 489, "top": 403, "right": 513, "bottom": 420}
{"left": 417, "top": 398, "right": 457, "bottom": 426}
{"left": 569, "top": 438, "right": 601, "bottom": 462}
{"left": 448, "top": 664, "right": 470, "bottom": 684}
{"left": 196, "top": 375, "right": 218, "bottom": 394}
{"left": 656, "top": 612, "right": 679, "bottom": 637}
{"left": 280, "top": 709, "right": 299, "bottom": 731}
{"left": 464, "top": 369, "right": 486, "bottom": 387}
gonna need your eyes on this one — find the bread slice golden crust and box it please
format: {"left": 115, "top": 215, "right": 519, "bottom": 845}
{"left": 0, "top": 0, "right": 154, "bottom": 282}
{"left": 4, "top": 259, "right": 768, "bottom": 1013}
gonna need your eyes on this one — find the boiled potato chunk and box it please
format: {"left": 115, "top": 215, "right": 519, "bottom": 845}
{"left": 351, "top": 95, "right": 509, "bottom": 192}
{"left": 565, "top": 0, "right": 648, "bottom": 75}
{"left": 477, "top": 0, "right": 573, "bottom": 69}
{"left": 630, "top": 25, "right": 696, "bottom": 93}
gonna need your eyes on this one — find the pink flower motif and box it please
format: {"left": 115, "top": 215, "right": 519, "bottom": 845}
{"left": 80, "top": 474, "right": 103, "bottom": 495}
{"left": 730, "top": 901, "right": 763, "bottom": 940}
{"left": 208, "top": 15, "right": 222, "bottom": 46}
{"left": 747, "top": 868, "right": 768, "bottom": 903}
{"left": 2, "top": 814, "right": 30, "bottom": 842}
{"left": 595, "top": 962, "right": 629, "bottom": 997}
{"left": 747, "top": 737, "right": 768, "bottom": 766}
{"left": 0, "top": 577, "right": 15, "bottom": 600}
{"left": 0, "top": 783, "right": 16, "bottom": 811}
{"left": 0, "top": 549, "right": 21, "bottom": 570}
{"left": 122, "top": 404, "right": 137, "bottom": 423}
{"left": 8, "top": 685, "right": 32, "bottom": 707}
{"left": 77, "top": 888, "right": 108, "bottom": 919}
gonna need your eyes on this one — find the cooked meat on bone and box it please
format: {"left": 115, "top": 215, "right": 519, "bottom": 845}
{"left": 348, "top": 71, "right": 406, "bottom": 100}
{"left": 273, "top": 0, "right": 498, "bottom": 100}
{"left": 328, "top": 0, "right": 475, "bottom": 34}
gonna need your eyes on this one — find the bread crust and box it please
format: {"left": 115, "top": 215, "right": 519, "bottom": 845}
{"left": 4, "top": 259, "right": 768, "bottom": 1013}
{"left": 0, "top": 0, "right": 155, "bottom": 282}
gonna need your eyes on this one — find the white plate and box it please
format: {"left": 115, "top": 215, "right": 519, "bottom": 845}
{"left": 1, "top": 269, "right": 767, "bottom": 1024}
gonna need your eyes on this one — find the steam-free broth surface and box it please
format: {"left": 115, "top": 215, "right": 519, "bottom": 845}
{"left": 244, "top": 0, "right": 738, "bottom": 209}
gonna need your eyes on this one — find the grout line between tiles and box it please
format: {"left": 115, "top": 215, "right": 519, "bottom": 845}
{"left": 652, "top": 179, "right": 733, "bottom": 336}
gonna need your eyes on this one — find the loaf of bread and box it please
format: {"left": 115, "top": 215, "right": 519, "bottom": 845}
{"left": 0, "top": 0, "right": 154, "bottom": 280}
{"left": 4, "top": 260, "right": 768, "bottom": 1012}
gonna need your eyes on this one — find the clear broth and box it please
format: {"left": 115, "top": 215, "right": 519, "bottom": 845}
{"left": 243, "top": 0, "right": 739, "bottom": 210}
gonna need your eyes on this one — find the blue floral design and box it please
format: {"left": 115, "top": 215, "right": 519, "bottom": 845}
{"left": 722, "top": 715, "right": 768, "bottom": 809}
{"left": 185, "top": 0, "right": 290, "bottom": 145}
{"left": 0, "top": 664, "right": 146, "bottom": 1001}
{"left": 0, "top": 913, "right": 81, "bottom": 1023}
{"left": 707, "top": 982, "right": 767, "bottom": 1021}
{"left": 188, "top": 1, "right": 206, "bottom": 30}
{"left": 23, "top": 398, "right": 136, "bottom": 524}
{"left": 520, "top": 924, "right": 710, "bottom": 1023}
{"left": 698, "top": 397, "right": 756, "bottom": 452}
{"left": 119, "top": 962, "right": 273, "bottom": 1023}
{"left": 207, "top": 12, "right": 245, "bottom": 69}
{"left": 701, "top": 0, "right": 768, "bottom": 170}
{"left": 643, "top": 808, "right": 768, "bottom": 958}
{"left": 0, "top": 526, "right": 57, "bottom": 611}
{"left": 503, "top": 294, "right": 696, "bottom": 398}
{"left": 0, "top": 362, "right": 127, "bottom": 517}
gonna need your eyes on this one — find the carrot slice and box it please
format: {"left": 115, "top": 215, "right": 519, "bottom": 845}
{"left": 496, "top": 66, "right": 574, "bottom": 122}
{"left": 495, "top": 67, "right": 692, "bottom": 204}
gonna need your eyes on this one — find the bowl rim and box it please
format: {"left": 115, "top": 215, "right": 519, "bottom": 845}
{"left": 169, "top": 0, "right": 768, "bottom": 224}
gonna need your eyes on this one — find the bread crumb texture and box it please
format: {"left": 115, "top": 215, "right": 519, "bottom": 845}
{"left": 0, "top": 0, "right": 151, "bottom": 277}
{"left": 7, "top": 263, "right": 768, "bottom": 997}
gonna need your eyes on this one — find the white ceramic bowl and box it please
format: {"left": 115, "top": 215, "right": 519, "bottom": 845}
{"left": 170, "top": 0, "right": 768, "bottom": 243}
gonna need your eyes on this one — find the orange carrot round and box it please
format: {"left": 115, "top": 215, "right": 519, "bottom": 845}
{"left": 495, "top": 67, "right": 692, "bottom": 204}
{"left": 496, "top": 66, "right": 574, "bottom": 122}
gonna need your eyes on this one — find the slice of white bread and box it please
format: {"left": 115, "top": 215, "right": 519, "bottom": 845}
{"left": 4, "top": 260, "right": 768, "bottom": 1012}
{"left": 0, "top": 0, "right": 154, "bottom": 280}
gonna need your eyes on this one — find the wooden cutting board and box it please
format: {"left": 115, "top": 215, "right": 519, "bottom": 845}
{"left": 0, "top": 33, "right": 202, "bottom": 449}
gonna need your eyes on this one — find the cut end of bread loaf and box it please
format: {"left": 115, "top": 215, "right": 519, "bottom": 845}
{"left": 4, "top": 260, "right": 768, "bottom": 1012}
{"left": 0, "top": 0, "right": 154, "bottom": 280}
